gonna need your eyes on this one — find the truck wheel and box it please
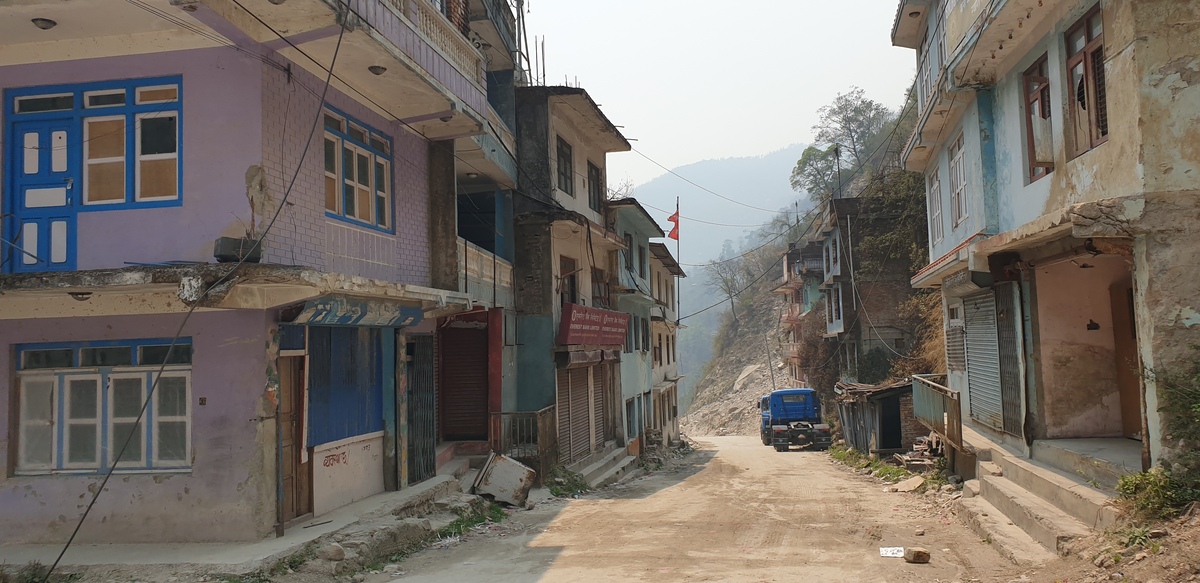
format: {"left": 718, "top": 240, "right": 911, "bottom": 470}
{"left": 774, "top": 444, "right": 787, "bottom": 452}
{"left": 761, "top": 433, "right": 770, "bottom": 446}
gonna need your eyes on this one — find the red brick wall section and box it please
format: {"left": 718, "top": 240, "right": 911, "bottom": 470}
{"left": 899, "top": 393, "right": 927, "bottom": 451}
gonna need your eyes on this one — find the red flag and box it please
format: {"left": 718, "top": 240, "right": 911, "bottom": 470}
{"left": 667, "top": 207, "right": 680, "bottom": 240}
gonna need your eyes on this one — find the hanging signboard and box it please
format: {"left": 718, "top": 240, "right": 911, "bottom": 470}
{"left": 558, "top": 303, "right": 630, "bottom": 346}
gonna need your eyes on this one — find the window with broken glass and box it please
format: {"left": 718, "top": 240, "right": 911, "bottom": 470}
{"left": 1024, "top": 55, "right": 1055, "bottom": 181}
{"left": 323, "top": 109, "right": 393, "bottom": 231}
{"left": 1065, "top": 5, "right": 1109, "bottom": 158}
{"left": 16, "top": 339, "right": 193, "bottom": 474}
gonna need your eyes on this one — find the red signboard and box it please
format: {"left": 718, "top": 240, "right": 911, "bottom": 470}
{"left": 558, "top": 303, "right": 631, "bottom": 346}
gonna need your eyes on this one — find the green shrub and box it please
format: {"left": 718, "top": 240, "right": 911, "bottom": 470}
{"left": 1117, "top": 468, "right": 1189, "bottom": 519}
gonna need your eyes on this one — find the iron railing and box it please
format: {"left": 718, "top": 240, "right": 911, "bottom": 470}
{"left": 912, "top": 374, "right": 962, "bottom": 449}
{"left": 489, "top": 406, "right": 557, "bottom": 485}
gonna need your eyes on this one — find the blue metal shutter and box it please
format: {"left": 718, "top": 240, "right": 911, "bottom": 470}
{"left": 307, "top": 327, "right": 384, "bottom": 446}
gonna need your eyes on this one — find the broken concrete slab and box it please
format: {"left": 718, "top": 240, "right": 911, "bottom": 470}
{"left": 315, "top": 543, "right": 346, "bottom": 562}
{"left": 475, "top": 453, "right": 536, "bottom": 507}
{"left": 894, "top": 476, "right": 926, "bottom": 492}
{"left": 904, "top": 547, "right": 930, "bottom": 563}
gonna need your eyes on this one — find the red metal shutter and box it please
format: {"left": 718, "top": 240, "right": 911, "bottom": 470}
{"left": 438, "top": 327, "right": 489, "bottom": 441}
{"left": 557, "top": 369, "right": 572, "bottom": 462}
{"left": 570, "top": 367, "right": 591, "bottom": 462}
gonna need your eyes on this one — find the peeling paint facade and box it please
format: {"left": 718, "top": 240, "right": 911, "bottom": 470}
{"left": 895, "top": 0, "right": 1200, "bottom": 470}
{"left": 0, "top": 0, "right": 519, "bottom": 544}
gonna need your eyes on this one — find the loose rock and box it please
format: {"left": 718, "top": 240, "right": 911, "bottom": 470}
{"left": 904, "top": 547, "right": 931, "bottom": 564}
{"left": 316, "top": 542, "right": 346, "bottom": 561}
{"left": 894, "top": 476, "right": 925, "bottom": 492}
{"left": 914, "top": 528, "right": 926, "bottom": 536}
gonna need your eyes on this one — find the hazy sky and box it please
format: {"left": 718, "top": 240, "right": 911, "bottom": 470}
{"left": 524, "top": 0, "right": 919, "bottom": 188}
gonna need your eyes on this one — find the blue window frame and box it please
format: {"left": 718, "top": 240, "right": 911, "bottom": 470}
{"left": 15, "top": 338, "right": 193, "bottom": 474}
{"left": 322, "top": 107, "right": 393, "bottom": 232}
{"left": 5, "top": 76, "right": 184, "bottom": 211}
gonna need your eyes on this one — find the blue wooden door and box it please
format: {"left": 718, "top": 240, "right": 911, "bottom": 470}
{"left": 8, "top": 119, "right": 78, "bottom": 272}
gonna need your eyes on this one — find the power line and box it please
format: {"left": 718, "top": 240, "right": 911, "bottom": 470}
{"left": 630, "top": 148, "right": 797, "bottom": 215}
{"left": 39, "top": 11, "right": 349, "bottom": 583}
{"left": 679, "top": 254, "right": 784, "bottom": 321}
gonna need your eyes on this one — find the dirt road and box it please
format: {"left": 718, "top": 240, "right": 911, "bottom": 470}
{"left": 369, "top": 436, "right": 1028, "bottom": 583}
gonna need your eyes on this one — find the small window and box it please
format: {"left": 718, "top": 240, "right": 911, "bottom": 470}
{"left": 136, "top": 85, "right": 179, "bottom": 104}
{"left": 638, "top": 246, "right": 647, "bottom": 279}
{"left": 623, "top": 234, "right": 633, "bottom": 270}
{"left": 324, "top": 114, "right": 344, "bottom": 132}
{"left": 84, "top": 116, "right": 128, "bottom": 204}
{"left": 369, "top": 135, "right": 390, "bottom": 154}
{"left": 139, "top": 344, "right": 193, "bottom": 365}
{"left": 22, "top": 349, "right": 74, "bottom": 370}
{"left": 86, "top": 90, "right": 126, "bottom": 108}
{"left": 80, "top": 346, "right": 133, "bottom": 367}
{"left": 348, "top": 123, "right": 368, "bottom": 144}
{"left": 16, "top": 94, "right": 74, "bottom": 113}
{"left": 556, "top": 136, "right": 574, "bottom": 196}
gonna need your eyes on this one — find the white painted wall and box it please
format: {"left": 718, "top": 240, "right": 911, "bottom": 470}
{"left": 312, "top": 431, "right": 385, "bottom": 516}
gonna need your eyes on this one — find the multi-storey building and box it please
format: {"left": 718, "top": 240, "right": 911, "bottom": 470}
{"left": 609, "top": 198, "right": 663, "bottom": 456}
{"left": 0, "top": 0, "right": 517, "bottom": 544}
{"left": 894, "top": 0, "right": 1200, "bottom": 550}
{"left": 810, "top": 198, "right": 917, "bottom": 385}
{"left": 773, "top": 242, "right": 824, "bottom": 385}
{"left": 511, "top": 85, "right": 630, "bottom": 468}
{"left": 647, "top": 242, "right": 685, "bottom": 445}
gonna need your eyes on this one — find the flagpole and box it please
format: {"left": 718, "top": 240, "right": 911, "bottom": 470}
{"left": 675, "top": 197, "right": 680, "bottom": 325}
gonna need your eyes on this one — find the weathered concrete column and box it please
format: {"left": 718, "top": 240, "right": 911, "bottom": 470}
{"left": 428, "top": 140, "right": 459, "bottom": 292}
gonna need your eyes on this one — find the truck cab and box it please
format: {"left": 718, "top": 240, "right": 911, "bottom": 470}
{"left": 758, "top": 388, "right": 831, "bottom": 451}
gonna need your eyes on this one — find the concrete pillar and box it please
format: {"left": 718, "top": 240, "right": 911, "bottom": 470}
{"left": 428, "top": 140, "right": 459, "bottom": 292}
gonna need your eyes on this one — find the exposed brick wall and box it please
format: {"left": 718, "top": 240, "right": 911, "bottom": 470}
{"left": 260, "top": 55, "right": 431, "bottom": 286}
{"left": 899, "top": 393, "right": 927, "bottom": 451}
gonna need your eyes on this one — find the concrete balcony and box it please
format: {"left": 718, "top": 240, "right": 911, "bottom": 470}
{"left": 467, "top": 0, "right": 517, "bottom": 71}
{"left": 458, "top": 237, "right": 513, "bottom": 307}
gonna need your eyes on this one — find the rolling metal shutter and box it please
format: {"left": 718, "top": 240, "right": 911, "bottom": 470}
{"left": 570, "top": 367, "right": 591, "bottom": 462}
{"left": 995, "top": 282, "right": 1024, "bottom": 437}
{"left": 592, "top": 366, "right": 605, "bottom": 447}
{"left": 408, "top": 335, "right": 437, "bottom": 483}
{"left": 964, "top": 291, "right": 1004, "bottom": 431}
{"left": 438, "top": 327, "right": 489, "bottom": 441}
{"left": 557, "top": 369, "right": 572, "bottom": 463}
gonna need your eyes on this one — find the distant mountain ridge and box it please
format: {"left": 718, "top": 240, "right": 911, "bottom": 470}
{"left": 629, "top": 143, "right": 808, "bottom": 265}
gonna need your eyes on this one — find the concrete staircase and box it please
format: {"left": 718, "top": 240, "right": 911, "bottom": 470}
{"left": 959, "top": 444, "right": 1122, "bottom": 563}
{"left": 567, "top": 441, "right": 639, "bottom": 489}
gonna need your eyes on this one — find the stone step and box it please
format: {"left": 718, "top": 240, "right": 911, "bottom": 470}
{"left": 1031, "top": 440, "right": 1138, "bottom": 491}
{"left": 993, "top": 451, "right": 1120, "bottom": 530}
{"left": 566, "top": 440, "right": 618, "bottom": 475}
{"left": 956, "top": 496, "right": 1058, "bottom": 568}
{"left": 978, "top": 461, "right": 1004, "bottom": 476}
{"left": 581, "top": 446, "right": 627, "bottom": 486}
{"left": 591, "top": 455, "right": 638, "bottom": 489}
{"left": 436, "top": 457, "right": 471, "bottom": 480}
{"left": 962, "top": 479, "right": 981, "bottom": 498}
{"left": 979, "top": 475, "right": 1092, "bottom": 555}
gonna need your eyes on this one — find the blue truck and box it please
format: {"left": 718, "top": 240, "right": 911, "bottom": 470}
{"left": 759, "top": 388, "right": 833, "bottom": 452}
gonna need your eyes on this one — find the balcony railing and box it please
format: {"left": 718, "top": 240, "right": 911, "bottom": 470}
{"left": 459, "top": 237, "right": 514, "bottom": 306}
{"left": 912, "top": 374, "right": 962, "bottom": 449}
{"left": 489, "top": 406, "right": 557, "bottom": 485}
{"left": 379, "top": 0, "right": 485, "bottom": 87}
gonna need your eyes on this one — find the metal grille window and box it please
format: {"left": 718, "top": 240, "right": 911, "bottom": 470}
{"left": 1066, "top": 5, "right": 1108, "bottom": 157}
{"left": 946, "top": 303, "right": 966, "bottom": 370}
{"left": 927, "top": 165, "right": 944, "bottom": 243}
{"left": 556, "top": 136, "right": 574, "bottom": 196}
{"left": 16, "top": 339, "right": 192, "bottom": 474}
{"left": 1024, "top": 55, "right": 1055, "bottom": 181}
{"left": 949, "top": 133, "right": 967, "bottom": 225}
{"left": 322, "top": 109, "right": 392, "bottom": 230}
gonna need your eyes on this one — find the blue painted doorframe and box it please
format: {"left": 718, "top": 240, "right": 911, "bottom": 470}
{"left": 6, "top": 118, "right": 78, "bottom": 272}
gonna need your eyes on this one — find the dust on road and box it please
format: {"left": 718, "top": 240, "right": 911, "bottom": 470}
{"left": 369, "top": 436, "right": 1027, "bottom": 583}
